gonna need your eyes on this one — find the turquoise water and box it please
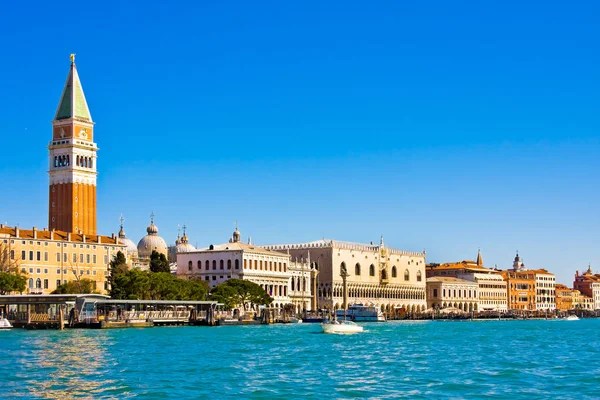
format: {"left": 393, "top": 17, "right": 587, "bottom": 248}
{"left": 1, "top": 319, "right": 599, "bottom": 399}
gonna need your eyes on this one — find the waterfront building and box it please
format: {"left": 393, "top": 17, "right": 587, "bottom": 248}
{"left": 426, "top": 277, "right": 478, "bottom": 312}
{"left": 501, "top": 269, "right": 536, "bottom": 310}
{"left": 176, "top": 227, "right": 302, "bottom": 309}
{"left": 0, "top": 224, "right": 124, "bottom": 294}
{"left": 571, "top": 289, "right": 595, "bottom": 310}
{"left": 49, "top": 54, "right": 98, "bottom": 236}
{"left": 264, "top": 237, "right": 427, "bottom": 313}
{"left": 426, "top": 251, "right": 508, "bottom": 312}
{"left": 555, "top": 284, "right": 574, "bottom": 311}
{"left": 499, "top": 252, "right": 555, "bottom": 311}
{"left": 573, "top": 265, "right": 600, "bottom": 310}
{"left": 533, "top": 269, "right": 556, "bottom": 311}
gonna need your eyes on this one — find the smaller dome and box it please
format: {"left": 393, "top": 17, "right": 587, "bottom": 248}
{"left": 119, "top": 237, "right": 138, "bottom": 255}
{"left": 176, "top": 242, "right": 196, "bottom": 253}
{"left": 147, "top": 222, "right": 159, "bottom": 235}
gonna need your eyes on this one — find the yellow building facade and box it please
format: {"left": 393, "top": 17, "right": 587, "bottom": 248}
{"left": 0, "top": 225, "right": 124, "bottom": 294}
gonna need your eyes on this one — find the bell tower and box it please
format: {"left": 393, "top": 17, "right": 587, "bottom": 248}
{"left": 48, "top": 54, "right": 98, "bottom": 235}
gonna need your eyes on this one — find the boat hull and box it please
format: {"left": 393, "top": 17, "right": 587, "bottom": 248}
{"left": 321, "top": 322, "right": 364, "bottom": 334}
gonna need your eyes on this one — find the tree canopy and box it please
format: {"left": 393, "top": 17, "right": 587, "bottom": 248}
{"left": 150, "top": 251, "right": 170, "bottom": 273}
{"left": 0, "top": 243, "right": 26, "bottom": 294}
{"left": 53, "top": 278, "right": 98, "bottom": 294}
{"left": 110, "top": 268, "right": 209, "bottom": 300}
{"left": 210, "top": 279, "right": 273, "bottom": 310}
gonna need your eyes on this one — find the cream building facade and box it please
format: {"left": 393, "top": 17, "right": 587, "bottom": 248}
{"left": 176, "top": 228, "right": 300, "bottom": 308}
{"left": 426, "top": 251, "right": 508, "bottom": 312}
{"left": 533, "top": 270, "right": 556, "bottom": 311}
{"left": 426, "top": 277, "right": 479, "bottom": 312}
{"left": 265, "top": 237, "right": 427, "bottom": 313}
{"left": 0, "top": 225, "right": 125, "bottom": 294}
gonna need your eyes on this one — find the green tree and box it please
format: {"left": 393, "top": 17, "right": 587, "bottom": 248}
{"left": 210, "top": 279, "right": 273, "bottom": 310}
{"left": 0, "top": 272, "right": 27, "bottom": 295}
{"left": 109, "top": 251, "right": 129, "bottom": 298}
{"left": 149, "top": 251, "right": 170, "bottom": 273}
{"left": 52, "top": 278, "right": 97, "bottom": 294}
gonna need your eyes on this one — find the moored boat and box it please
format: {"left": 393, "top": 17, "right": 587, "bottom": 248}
{"left": 335, "top": 303, "right": 386, "bottom": 322}
{"left": 565, "top": 315, "right": 579, "bottom": 321}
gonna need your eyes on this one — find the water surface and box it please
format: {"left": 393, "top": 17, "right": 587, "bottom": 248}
{"left": 1, "top": 319, "right": 598, "bottom": 399}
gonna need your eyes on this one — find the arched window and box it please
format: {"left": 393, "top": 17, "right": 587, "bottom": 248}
{"left": 220, "top": 260, "right": 224, "bottom": 270}
{"left": 188, "top": 261, "right": 193, "bottom": 271}
{"left": 381, "top": 269, "right": 388, "bottom": 280}
{"left": 212, "top": 260, "right": 216, "bottom": 270}
{"left": 227, "top": 260, "right": 232, "bottom": 270}
{"left": 54, "top": 156, "right": 58, "bottom": 167}
{"left": 291, "top": 278, "right": 295, "bottom": 291}
{"left": 391, "top": 266, "right": 397, "bottom": 278}
{"left": 417, "top": 270, "right": 422, "bottom": 282}
{"left": 29, "top": 278, "right": 33, "bottom": 288}
{"left": 66, "top": 155, "right": 70, "bottom": 166}
{"left": 205, "top": 260, "right": 209, "bottom": 270}
{"left": 89, "top": 158, "right": 93, "bottom": 168}
{"left": 404, "top": 269, "right": 410, "bottom": 281}
{"left": 197, "top": 260, "right": 201, "bottom": 270}
{"left": 355, "top": 263, "right": 361, "bottom": 275}
{"left": 235, "top": 259, "right": 240, "bottom": 269}
{"left": 36, "top": 278, "right": 41, "bottom": 289}
{"left": 340, "top": 262, "right": 347, "bottom": 275}
{"left": 369, "top": 264, "right": 375, "bottom": 276}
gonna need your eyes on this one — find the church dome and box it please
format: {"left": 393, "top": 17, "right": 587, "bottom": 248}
{"left": 137, "top": 215, "right": 168, "bottom": 258}
{"left": 118, "top": 219, "right": 138, "bottom": 256}
{"left": 175, "top": 229, "right": 196, "bottom": 253}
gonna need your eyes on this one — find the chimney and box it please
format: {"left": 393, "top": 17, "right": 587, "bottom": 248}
{"left": 82, "top": 234, "right": 86, "bottom": 243}
{"left": 33, "top": 227, "right": 37, "bottom": 239}
{"left": 67, "top": 232, "right": 71, "bottom": 242}
{"left": 0, "top": 224, "right": 4, "bottom": 229}
{"left": 15, "top": 227, "right": 19, "bottom": 237}
{"left": 50, "top": 229, "right": 54, "bottom": 240}
{"left": 98, "top": 235, "right": 102, "bottom": 244}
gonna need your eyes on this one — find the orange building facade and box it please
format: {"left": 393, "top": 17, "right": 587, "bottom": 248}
{"left": 501, "top": 270, "right": 536, "bottom": 311}
{"left": 48, "top": 55, "right": 97, "bottom": 236}
{"left": 555, "top": 284, "right": 574, "bottom": 311}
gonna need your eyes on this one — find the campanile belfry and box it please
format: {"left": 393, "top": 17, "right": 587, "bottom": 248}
{"left": 48, "top": 55, "right": 97, "bottom": 235}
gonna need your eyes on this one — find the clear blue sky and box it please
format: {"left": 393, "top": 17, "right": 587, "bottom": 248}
{"left": 0, "top": 1, "right": 598, "bottom": 284}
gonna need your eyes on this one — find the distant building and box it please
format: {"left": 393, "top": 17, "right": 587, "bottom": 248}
{"left": 555, "top": 284, "right": 574, "bottom": 312}
{"left": 426, "top": 250, "right": 508, "bottom": 312}
{"left": 573, "top": 265, "right": 600, "bottom": 310}
{"left": 0, "top": 225, "right": 124, "bottom": 294}
{"left": 533, "top": 269, "right": 556, "bottom": 311}
{"left": 176, "top": 227, "right": 314, "bottom": 309}
{"left": 426, "top": 277, "right": 478, "bottom": 312}
{"left": 265, "top": 237, "right": 427, "bottom": 313}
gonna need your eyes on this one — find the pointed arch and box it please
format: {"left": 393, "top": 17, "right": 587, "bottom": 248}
{"left": 369, "top": 264, "right": 375, "bottom": 277}
{"left": 355, "top": 263, "right": 361, "bottom": 276}
{"left": 391, "top": 266, "right": 397, "bottom": 278}
{"left": 404, "top": 269, "right": 410, "bottom": 281}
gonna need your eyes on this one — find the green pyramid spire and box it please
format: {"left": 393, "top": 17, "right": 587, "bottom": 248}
{"left": 54, "top": 55, "right": 92, "bottom": 122}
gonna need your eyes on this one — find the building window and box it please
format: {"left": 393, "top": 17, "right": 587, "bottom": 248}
{"left": 391, "top": 266, "right": 397, "bottom": 278}
{"left": 355, "top": 263, "right": 361, "bottom": 276}
{"left": 36, "top": 278, "right": 41, "bottom": 289}
{"left": 28, "top": 278, "right": 33, "bottom": 288}
{"left": 212, "top": 276, "right": 216, "bottom": 281}
{"left": 10, "top": 250, "right": 14, "bottom": 260}
{"left": 64, "top": 253, "right": 68, "bottom": 262}
{"left": 80, "top": 254, "right": 84, "bottom": 264}
{"left": 21, "top": 251, "right": 26, "bottom": 260}
{"left": 220, "top": 260, "right": 224, "bottom": 270}
{"left": 404, "top": 270, "right": 410, "bottom": 281}
{"left": 260, "top": 260, "right": 263, "bottom": 270}
{"left": 206, "top": 260, "right": 209, "bottom": 270}
{"left": 37, "top": 268, "right": 41, "bottom": 274}
{"left": 417, "top": 271, "right": 422, "bottom": 282}
{"left": 227, "top": 260, "right": 232, "bottom": 270}
{"left": 56, "top": 269, "right": 60, "bottom": 274}
{"left": 44, "top": 252, "right": 48, "bottom": 262}
{"left": 433, "top": 288, "right": 438, "bottom": 298}
{"left": 104, "top": 255, "right": 108, "bottom": 264}
{"left": 212, "top": 260, "right": 216, "bottom": 270}
{"left": 29, "top": 251, "right": 34, "bottom": 261}
{"left": 36, "top": 251, "right": 41, "bottom": 261}
{"left": 243, "top": 259, "right": 247, "bottom": 269}
{"left": 235, "top": 259, "right": 240, "bottom": 270}
{"left": 188, "top": 261, "right": 193, "bottom": 271}
{"left": 93, "top": 255, "right": 96, "bottom": 264}
{"left": 205, "top": 276, "right": 209, "bottom": 281}
{"left": 56, "top": 280, "right": 61, "bottom": 288}
{"left": 86, "top": 254, "right": 90, "bottom": 264}
{"left": 369, "top": 264, "right": 375, "bottom": 277}
{"left": 44, "top": 279, "right": 48, "bottom": 289}
{"left": 44, "top": 269, "right": 48, "bottom": 274}
{"left": 73, "top": 253, "right": 77, "bottom": 263}
{"left": 197, "top": 260, "right": 201, "bottom": 270}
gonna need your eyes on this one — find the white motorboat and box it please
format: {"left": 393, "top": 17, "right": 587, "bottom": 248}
{"left": 289, "top": 317, "right": 303, "bottom": 324}
{"left": 565, "top": 315, "right": 579, "bottom": 321}
{"left": 335, "top": 303, "right": 386, "bottom": 322}
{"left": 321, "top": 320, "right": 364, "bottom": 334}
{"left": 0, "top": 318, "right": 13, "bottom": 330}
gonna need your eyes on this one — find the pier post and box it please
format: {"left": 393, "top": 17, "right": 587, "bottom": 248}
{"left": 59, "top": 307, "right": 64, "bottom": 330}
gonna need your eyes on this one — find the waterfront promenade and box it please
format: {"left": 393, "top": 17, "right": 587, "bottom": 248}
{"left": 1, "top": 319, "right": 598, "bottom": 399}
